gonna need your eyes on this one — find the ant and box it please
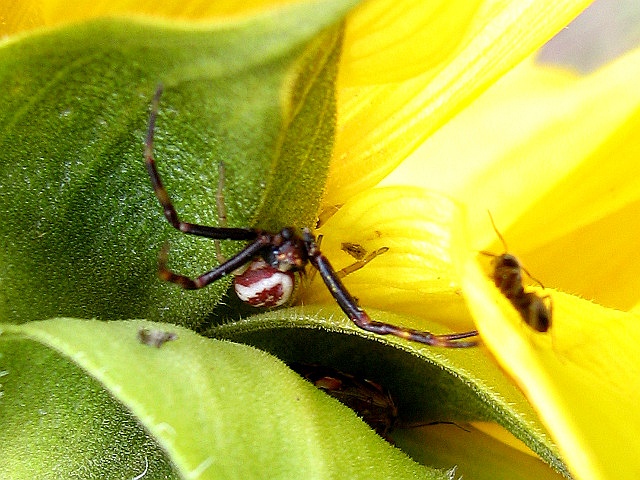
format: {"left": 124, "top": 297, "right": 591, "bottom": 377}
{"left": 338, "top": 242, "right": 389, "bottom": 278}
{"left": 144, "top": 85, "right": 479, "bottom": 347}
{"left": 481, "top": 213, "right": 552, "bottom": 333}
{"left": 308, "top": 240, "right": 388, "bottom": 283}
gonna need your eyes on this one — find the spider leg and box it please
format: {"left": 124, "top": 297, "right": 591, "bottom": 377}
{"left": 158, "top": 235, "right": 271, "bottom": 289}
{"left": 145, "top": 85, "right": 257, "bottom": 242}
{"left": 303, "top": 231, "right": 478, "bottom": 347}
{"left": 214, "top": 161, "right": 228, "bottom": 263}
{"left": 337, "top": 247, "right": 389, "bottom": 278}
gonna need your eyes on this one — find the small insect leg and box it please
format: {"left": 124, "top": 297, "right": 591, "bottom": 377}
{"left": 337, "top": 247, "right": 389, "bottom": 278}
{"left": 214, "top": 162, "right": 228, "bottom": 264}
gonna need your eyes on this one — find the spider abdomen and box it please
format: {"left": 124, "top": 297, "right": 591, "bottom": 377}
{"left": 234, "top": 259, "right": 296, "bottom": 307}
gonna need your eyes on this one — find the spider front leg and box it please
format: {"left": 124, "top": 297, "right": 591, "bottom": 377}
{"left": 158, "top": 236, "right": 270, "bottom": 290}
{"left": 302, "top": 230, "right": 479, "bottom": 347}
{"left": 145, "top": 85, "right": 257, "bottom": 242}
{"left": 146, "top": 85, "right": 276, "bottom": 289}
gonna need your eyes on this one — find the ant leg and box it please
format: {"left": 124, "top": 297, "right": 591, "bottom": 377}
{"left": 145, "top": 85, "right": 257, "bottom": 242}
{"left": 337, "top": 247, "right": 389, "bottom": 278}
{"left": 158, "top": 235, "right": 271, "bottom": 289}
{"left": 303, "top": 230, "right": 478, "bottom": 347}
{"left": 545, "top": 294, "right": 557, "bottom": 351}
{"left": 521, "top": 265, "right": 545, "bottom": 289}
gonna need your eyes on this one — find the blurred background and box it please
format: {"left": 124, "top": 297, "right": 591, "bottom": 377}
{"left": 538, "top": 0, "right": 640, "bottom": 72}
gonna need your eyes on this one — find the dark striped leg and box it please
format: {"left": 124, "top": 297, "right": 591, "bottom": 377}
{"left": 145, "top": 84, "right": 256, "bottom": 242}
{"left": 303, "top": 230, "right": 479, "bottom": 347}
{"left": 158, "top": 235, "right": 270, "bottom": 289}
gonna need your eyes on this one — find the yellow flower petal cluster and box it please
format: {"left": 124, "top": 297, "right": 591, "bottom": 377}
{"left": 326, "top": 0, "right": 592, "bottom": 206}
{"left": 280, "top": 2, "right": 639, "bottom": 480}
{"left": 315, "top": 3, "right": 640, "bottom": 480}
{"left": 0, "top": 0, "right": 291, "bottom": 36}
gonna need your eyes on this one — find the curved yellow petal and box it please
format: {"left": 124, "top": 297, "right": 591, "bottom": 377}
{"left": 383, "top": 47, "right": 640, "bottom": 241}
{"left": 501, "top": 50, "right": 640, "bottom": 311}
{"left": 325, "top": 0, "right": 592, "bottom": 206}
{"left": 380, "top": 47, "right": 640, "bottom": 310}
{"left": 306, "top": 186, "right": 475, "bottom": 332}
{"left": 0, "top": 0, "right": 290, "bottom": 36}
{"left": 379, "top": 58, "right": 581, "bottom": 235}
{"left": 340, "top": 0, "right": 482, "bottom": 85}
{"left": 462, "top": 249, "right": 640, "bottom": 480}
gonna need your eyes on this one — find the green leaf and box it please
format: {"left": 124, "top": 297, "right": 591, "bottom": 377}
{"left": 0, "top": 1, "right": 351, "bottom": 327}
{"left": 0, "top": 331, "right": 176, "bottom": 479}
{"left": 211, "top": 305, "right": 571, "bottom": 479}
{"left": 0, "top": 318, "right": 440, "bottom": 480}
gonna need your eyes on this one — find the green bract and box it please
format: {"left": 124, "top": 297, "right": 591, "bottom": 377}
{"left": 1, "top": 319, "right": 438, "bottom": 479}
{"left": 0, "top": 2, "right": 345, "bottom": 327}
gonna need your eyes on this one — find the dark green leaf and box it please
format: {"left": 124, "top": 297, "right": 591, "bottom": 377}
{"left": 211, "top": 305, "right": 571, "bottom": 478}
{"left": 0, "top": 2, "right": 350, "bottom": 327}
{"left": 0, "top": 331, "right": 176, "bottom": 479}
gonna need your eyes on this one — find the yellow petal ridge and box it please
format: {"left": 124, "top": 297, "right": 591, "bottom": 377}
{"left": 0, "top": 0, "right": 293, "bottom": 36}
{"left": 325, "top": 0, "right": 592, "bottom": 206}
{"left": 306, "top": 186, "right": 475, "bottom": 332}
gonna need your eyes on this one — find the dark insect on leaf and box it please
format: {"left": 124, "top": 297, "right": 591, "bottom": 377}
{"left": 290, "top": 363, "right": 398, "bottom": 437}
{"left": 137, "top": 328, "right": 178, "bottom": 348}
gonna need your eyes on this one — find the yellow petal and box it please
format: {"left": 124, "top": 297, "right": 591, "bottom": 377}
{"left": 382, "top": 47, "right": 640, "bottom": 310}
{"left": 0, "top": 0, "right": 291, "bottom": 36}
{"left": 306, "top": 186, "right": 475, "bottom": 332}
{"left": 500, "top": 50, "right": 640, "bottom": 311}
{"left": 325, "top": 0, "right": 592, "bottom": 206}
{"left": 462, "top": 247, "right": 640, "bottom": 480}
{"left": 378, "top": 58, "right": 581, "bottom": 235}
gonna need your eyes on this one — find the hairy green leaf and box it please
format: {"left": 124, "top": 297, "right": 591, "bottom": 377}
{"left": 212, "top": 305, "right": 571, "bottom": 478}
{"left": 0, "top": 2, "right": 350, "bottom": 327}
{"left": 0, "top": 318, "right": 442, "bottom": 480}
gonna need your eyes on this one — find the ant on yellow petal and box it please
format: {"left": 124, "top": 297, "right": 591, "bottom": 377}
{"left": 481, "top": 212, "right": 552, "bottom": 333}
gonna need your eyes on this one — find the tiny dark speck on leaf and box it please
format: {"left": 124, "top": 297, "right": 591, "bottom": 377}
{"left": 137, "top": 328, "right": 178, "bottom": 348}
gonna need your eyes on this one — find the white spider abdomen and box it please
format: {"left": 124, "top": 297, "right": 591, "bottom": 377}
{"left": 234, "top": 259, "right": 295, "bottom": 307}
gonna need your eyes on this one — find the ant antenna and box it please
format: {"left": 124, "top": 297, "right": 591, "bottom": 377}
{"left": 484, "top": 211, "right": 545, "bottom": 289}
{"left": 521, "top": 265, "right": 545, "bottom": 290}
{"left": 487, "top": 210, "right": 509, "bottom": 252}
